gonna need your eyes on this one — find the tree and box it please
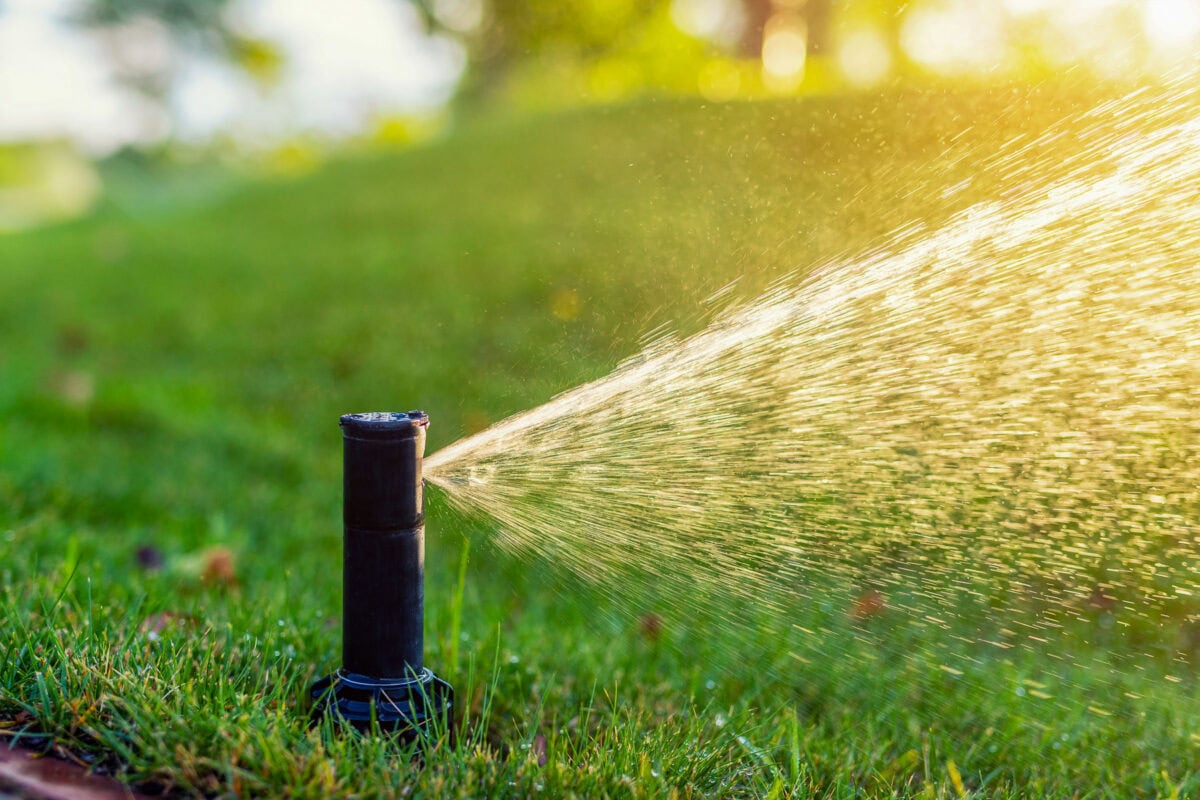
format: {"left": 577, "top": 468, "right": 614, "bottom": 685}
{"left": 738, "top": 0, "right": 834, "bottom": 59}
{"left": 76, "top": 0, "right": 280, "bottom": 129}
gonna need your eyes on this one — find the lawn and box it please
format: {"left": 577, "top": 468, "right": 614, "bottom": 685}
{"left": 2, "top": 86, "right": 1197, "bottom": 798}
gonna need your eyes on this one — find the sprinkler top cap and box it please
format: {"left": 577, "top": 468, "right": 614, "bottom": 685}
{"left": 341, "top": 411, "right": 429, "bottom": 440}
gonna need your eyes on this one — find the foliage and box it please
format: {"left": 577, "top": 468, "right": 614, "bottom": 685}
{"left": 75, "top": 0, "right": 282, "bottom": 101}
{"left": 0, "top": 143, "right": 101, "bottom": 232}
{"left": 78, "top": 0, "right": 228, "bottom": 32}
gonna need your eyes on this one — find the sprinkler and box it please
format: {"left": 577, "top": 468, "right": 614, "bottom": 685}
{"left": 310, "top": 412, "right": 454, "bottom": 737}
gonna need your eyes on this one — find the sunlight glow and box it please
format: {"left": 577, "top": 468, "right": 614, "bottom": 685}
{"left": 1001, "top": 0, "right": 1053, "bottom": 16}
{"left": 0, "top": 0, "right": 464, "bottom": 154}
{"left": 428, "top": 81, "right": 1200, "bottom": 687}
{"left": 0, "top": 0, "right": 136, "bottom": 154}
{"left": 1143, "top": 0, "right": 1200, "bottom": 50}
{"left": 901, "top": 2, "right": 1006, "bottom": 74}
{"left": 837, "top": 27, "right": 893, "bottom": 87}
{"left": 761, "top": 18, "right": 807, "bottom": 91}
{"left": 671, "top": 0, "right": 743, "bottom": 46}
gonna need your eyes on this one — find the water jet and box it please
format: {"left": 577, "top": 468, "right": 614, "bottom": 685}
{"left": 310, "top": 411, "right": 453, "bottom": 738}
{"left": 424, "top": 81, "right": 1200, "bottom": 672}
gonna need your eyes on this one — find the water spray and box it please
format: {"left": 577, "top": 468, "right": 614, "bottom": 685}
{"left": 425, "top": 82, "right": 1200, "bottom": 669}
{"left": 310, "top": 412, "right": 453, "bottom": 737}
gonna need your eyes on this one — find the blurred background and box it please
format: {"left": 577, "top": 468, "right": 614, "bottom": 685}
{"left": 3, "top": 4, "right": 1200, "bottom": 793}
{"left": 3, "top": 0, "right": 1199, "bottom": 231}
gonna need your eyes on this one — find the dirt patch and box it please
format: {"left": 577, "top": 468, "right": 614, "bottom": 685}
{"left": 0, "top": 745, "right": 153, "bottom": 800}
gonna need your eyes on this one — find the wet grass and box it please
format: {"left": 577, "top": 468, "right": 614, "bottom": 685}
{"left": 2, "top": 86, "right": 1198, "bottom": 797}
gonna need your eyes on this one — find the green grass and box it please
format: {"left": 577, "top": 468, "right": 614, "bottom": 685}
{"left": 2, "top": 86, "right": 1198, "bottom": 797}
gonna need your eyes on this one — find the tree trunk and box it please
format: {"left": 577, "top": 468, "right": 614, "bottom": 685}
{"left": 739, "top": 0, "right": 773, "bottom": 58}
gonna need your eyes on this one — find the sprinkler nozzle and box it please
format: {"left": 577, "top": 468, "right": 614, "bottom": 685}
{"left": 310, "top": 412, "right": 454, "bottom": 738}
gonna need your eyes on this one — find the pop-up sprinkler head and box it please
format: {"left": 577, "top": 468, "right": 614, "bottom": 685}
{"left": 310, "top": 412, "right": 453, "bottom": 738}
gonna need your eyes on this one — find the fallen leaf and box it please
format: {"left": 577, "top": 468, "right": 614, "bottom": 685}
{"left": 136, "top": 545, "right": 164, "bottom": 571}
{"left": 56, "top": 326, "right": 89, "bottom": 355}
{"left": 202, "top": 546, "right": 237, "bottom": 588}
{"left": 850, "top": 590, "right": 886, "bottom": 621}
{"left": 0, "top": 744, "right": 157, "bottom": 800}
{"left": 533, "top": 735, "right": 547, "bottom": 767}
{"left": 48, "top": 370, "right": 94, "bottom": 408}
{"left": 1089, "top": 587, "right": 1117, "bottom": 612}
{"left": 638, "top": 612, "right": 664, "bottom": 642}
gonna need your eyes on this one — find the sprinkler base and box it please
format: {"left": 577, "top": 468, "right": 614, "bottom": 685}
{"left": 310, "top": 669, "right": 453, "bottom": 739}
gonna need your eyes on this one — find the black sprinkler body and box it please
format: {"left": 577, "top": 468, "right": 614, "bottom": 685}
{"left": 310, "top": 412, "right": 453, "bottom": 737}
